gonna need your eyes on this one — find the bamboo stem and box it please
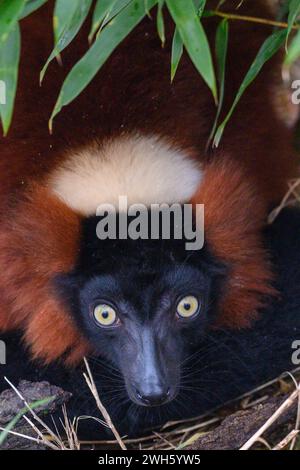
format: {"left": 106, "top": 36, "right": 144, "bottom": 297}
{"left": 210, "top": 10, "right": 300, "bottom": 31}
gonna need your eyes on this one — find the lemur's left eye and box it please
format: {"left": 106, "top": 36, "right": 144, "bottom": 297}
{"left": 176, "top": 296, "right": 200, "bottom": 319}
{"left": 93, "top": 304, "right": 119, "bottom": 327}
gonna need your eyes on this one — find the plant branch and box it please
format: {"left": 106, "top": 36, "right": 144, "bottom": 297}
{"left": 210, "top": 10, "right": 300, "bottom": 31}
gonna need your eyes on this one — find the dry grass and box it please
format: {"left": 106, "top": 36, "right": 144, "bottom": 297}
{"left": 78, "top": 367, "right": 300, "bottom": 450}
{"left": 83, "top": 358, "right": 127, "bottom": 450}
{"left": 268, "top": 179, "right": 300, "bottom": 224}
{"left": 1, "top": 361, "right": 300, "bottom": 450}
{"left": 240, "top": 376, "right": 300, "bottom": 450}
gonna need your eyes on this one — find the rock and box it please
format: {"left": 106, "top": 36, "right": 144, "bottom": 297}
{"left": 0, "top": 380, "right": 72, "bottom": 424}
{"left": 188, "top": 395, "right": 297, "bottom": 450}
{"left": 0, "top": 380, "right": 72, "bottom": 450}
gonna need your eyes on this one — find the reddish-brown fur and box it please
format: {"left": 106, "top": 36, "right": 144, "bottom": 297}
{"left": 192, "top": 159, "right": 276, "bottom": 328}
{"left": 0, "top": 186, "right": 90, "bottom": 363}
{"left": 0, "top": 0, "right": 297, "bottom": 363}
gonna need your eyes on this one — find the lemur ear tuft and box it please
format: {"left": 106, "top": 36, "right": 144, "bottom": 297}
{"left": 191, "top": 158, "right": 276, "bottom": 328}
{"left": 0, "top": 184, "right": 90, "bottom": 364}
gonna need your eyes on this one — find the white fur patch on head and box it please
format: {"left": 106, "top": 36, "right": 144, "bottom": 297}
{"left": 48, "top": 134, "right": 202, "bottom": 215}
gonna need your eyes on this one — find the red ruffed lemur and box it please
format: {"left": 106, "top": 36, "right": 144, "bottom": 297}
{"left": 0, "top": 0, "right": 300, "bottom": 437}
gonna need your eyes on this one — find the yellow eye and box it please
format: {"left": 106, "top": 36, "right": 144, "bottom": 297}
{"left": 93, "top": 304, "right": 118, "bottom": 327}
{"left": 176, "top": 296, "right": 199, "bottom": 319}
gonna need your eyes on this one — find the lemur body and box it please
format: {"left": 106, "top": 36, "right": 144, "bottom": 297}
{"left": 1, "top": 208, "right": 300, "bottom": 438}
{"left": 0, "top": 0, "right": 298, "bottom": 433}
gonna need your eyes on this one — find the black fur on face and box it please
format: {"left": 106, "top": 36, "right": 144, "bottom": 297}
{"left": 56, "top": 214, "right": 226, "bottom": 407}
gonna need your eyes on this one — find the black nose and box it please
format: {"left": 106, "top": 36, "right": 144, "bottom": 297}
{"left": 135, "top": 386, "right": 170, "bottom": 406}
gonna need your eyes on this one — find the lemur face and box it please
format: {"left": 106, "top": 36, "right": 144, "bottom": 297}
{"left": 56, "top": 216, "right": 225, "bottom": 407}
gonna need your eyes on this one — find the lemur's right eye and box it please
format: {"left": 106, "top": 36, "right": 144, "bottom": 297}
{"left": 176, "top": 296, "right": 200, "bottom": 319}
{"left": 93, "top": 304, "right": 119, "bottom": 327}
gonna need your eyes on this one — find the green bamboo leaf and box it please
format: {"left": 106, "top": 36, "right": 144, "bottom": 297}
{"left": 52, "top": 0, "right": 79, "bottom": 42}
{"left": 166, "top": 0, "right": 217, "bottom": 102}
{"left": 286, "top": 0, "right": 300, "bottom": 48}
{"left": 101, "top": 0, "right": 133, "bottom": 29}
{"left": 171, "top": 28, "right": 183, "bottom": 82}
{"left": 214, "top": 28, "right": 287, "bottom": 147}
{"left": 207, "top": 18, "right": 228, "bottom": 149}
{"left": 215, "top": 18, "right": 228, "bottom": 106}
{"left": 49, "top": 0, "right": 158, "bottom": 131}
{"left": 89, "top": 0, "right": 115, "bottom": 42}
{"left": 40, "top": 0, "right": 92, "bottom": 83}
{"left": 285, "top": 29, "right": 300, "bottom": 66}
{"left": 157, "top": 0, "right": 165, "bottom": 46}
{"left": 0, "top": 396, "right": 54, "bottom": 445}
{"left": 170, "top": 1, "right": 206, "bottom": 82}
{"left": 144, "top": 0, "right": 151, "bottom": 17}
{"left": 90, "top": 0, "right": 132, "bottom": 42}
{"left": 97, "top": 0, "right": 133, "bottom": 35}
{"left": 0, "top": 24, "right": 20, "bottom": 136}
{"left": 20, "top": 0, "right": 48, "bottom": 19}
{"left": 195, "top": 0, "right": 206, "bottom": 16}
{"left": 0, "top": 0, "right": 25, "bottom": 43}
